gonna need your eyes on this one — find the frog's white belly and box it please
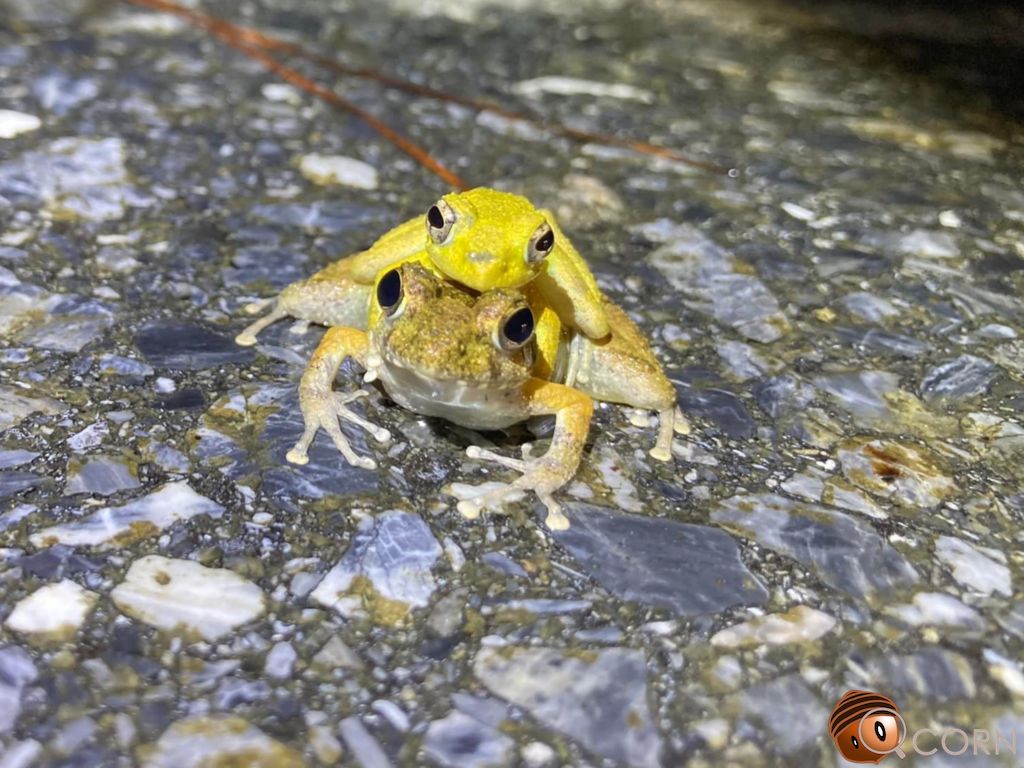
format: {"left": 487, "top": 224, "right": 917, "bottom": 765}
{"left": 378, "top": 360, "right": 528, "bottom": 430}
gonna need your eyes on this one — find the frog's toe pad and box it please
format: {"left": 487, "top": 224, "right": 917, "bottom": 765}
{"left": 243, "top": 298, "right": 274, "bottom": 315}
{"left": 286, "top": 448, "right": 310, "bottom": 465}
{"left": 649, "top": 445, "right": 672, "bottom": 462}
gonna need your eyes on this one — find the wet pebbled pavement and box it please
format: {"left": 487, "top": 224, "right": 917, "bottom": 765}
{"left": 1, "top": 0, "right": 1023, "bottom": 765}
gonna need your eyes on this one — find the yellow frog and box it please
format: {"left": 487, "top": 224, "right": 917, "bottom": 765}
{"left": 284, "top": 261, "right": 677, "bottom": 530}
{"left": 235, "top": 187, "right": 609, "bottom": 346}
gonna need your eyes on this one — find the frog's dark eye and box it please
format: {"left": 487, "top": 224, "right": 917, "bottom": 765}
{"left": 526, "top": 222, "right": 555, "bottom": 265}
{"left": 426, "top": 199, "right": 457, "bottom": 244}
{"left": 376, "top": 268, "right": 403, "bottom": 316}
{"left": 499, "top": 306, "right": 535, "bottom": 350}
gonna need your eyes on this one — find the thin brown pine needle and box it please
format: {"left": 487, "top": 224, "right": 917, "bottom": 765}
{"left": 120, "top": 0, "right": 729, "bottom": 180}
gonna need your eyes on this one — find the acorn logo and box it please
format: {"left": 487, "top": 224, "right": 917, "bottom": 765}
{"left": 828, "top": 689, "right": 906, "bottom": 763}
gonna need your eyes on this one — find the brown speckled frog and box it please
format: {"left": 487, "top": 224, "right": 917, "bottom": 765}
{"left": 285, "top": 261, "right": 679, "bottom": 530}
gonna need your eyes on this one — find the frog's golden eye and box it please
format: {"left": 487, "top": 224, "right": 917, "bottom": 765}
{"left": 376, "top": 268, "right": 403, "bottom": 316}
{"left": 526, "top": 222, "right": 555, "bottom": 265}
{"left": 426, "top": 199, "right": 457, "bottom": 244}
{"left": 498, "top": 306, "right": 535, "bottom": 350}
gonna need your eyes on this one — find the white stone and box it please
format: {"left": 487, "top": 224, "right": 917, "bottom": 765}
{"left": 0, "top": 110, "right": 41, "bottom": 139}
{"left": 66, "top": 421, "right": 109, "bottom": 451}
{"left": 938, "top": 210, "right": 962, "bottom": 228}
{"left": 0, "top": 386, "right": 63, "bottom": 432}
{"left": 711, "top": 605, "right": 837, "bottom": 648}
{"left": 521, "top": 741, "right": 557, "bottom": 768}
{"left": 984, "top": 649, "right": 1024, "bottom": 697}
{"left": 935, "top": 536, "right": 1012, "bottom": 597}
{"left": 31, "top": 481, "right": 224, "bottom": 548}
{"left": 512, "top": 76, "right": 654, "bottom": 103}
{"left": 111, "top": 555, "right": 266, "bottom": 641}
{"left": 781, "top": 202, "right": 815, "bottom": 221}
{"left": 890, "top": 591, "right": 984, "bottom": 629}
{"left": 299, "top": 154, "right": 378, "bottom": 189}
{"left": 5, "top": 580, "right": 97, "bottom": 639}
{"left": 898, "top": 229, "right": 959, "bottom": 259}
{"left": 142, "top": 716, "right": 303, "bottom": 768}
{"left": 261, "top": 84, "right": 302, "bottom": 104}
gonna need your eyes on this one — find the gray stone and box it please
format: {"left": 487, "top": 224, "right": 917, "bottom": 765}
{"left": 33, "top": 71, "right": 98, "bottom": 115}
{"left": 712, "top": 493, "right": 919, "bottom": 598}
{"left": 135, "top": 323, "right": 254, "bottom": 370}
{"left": 423, "top": 711, "right": 514, "bottom": 768}
{"left": 0, "top": 450, "right": 38, "bottom": 470}
{"left": 0, "top": 645, "right": 38, "bottom": 733}
{"left": 0, "top": 471, "right": 43, "bottom": 499}
{"left": 264, "top": 642, "right": 297, "bottom": 680}
{"left": 814, "top": 370, "right": 900, "bottom": 422}
{"left": 554, "top": 503, "right": 767, "bottom": 616}
{"left": 866, "top": 648, "right": 976, "bottom": 702}
{"left": 840, "top": 291, "right": 899, "bottom": 323}
{"left": 0, "top": 137, "right": 144, "bottom": 221}
{"left": 474, "top": 645, "right": 662, "bottom": 768}
{"left": 65, "top": 455, "right": 140, "bottom": 496}
{"left": 97, "top": 354, "right": 155, "bottom": 378}
{"left": 644, "top": 223, "right": 789, "bottom": 342}
{"left": 338, "top": 717, "right": 391, "bottom": 768}
{"left": 674, "top": 384, "right": 755, "bottom": 439}
{"left": 739, "top": 675, "right": 827, "bottom": 756}
{"left": 920, "top": 355, "right": 1000, "bottom": 402}
{"left": 310, "top": 511, "right": 442, "bottom": 618}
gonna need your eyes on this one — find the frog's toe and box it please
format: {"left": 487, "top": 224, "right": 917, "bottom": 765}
{"left": 465, "top": 445, "right": 528, "bottom": 472}
{"left": 288, "top": 319, "right": 311, "bottom": 336}
{"left": 235, "top": 304, "right": 289, "bottom": 346}
{"left": 332, "top": 393, "right": 390, "bottom": 442}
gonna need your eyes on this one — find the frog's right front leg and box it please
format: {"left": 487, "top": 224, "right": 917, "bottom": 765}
{"left": 285, "top": 326, "right": 391, "bottom": 469}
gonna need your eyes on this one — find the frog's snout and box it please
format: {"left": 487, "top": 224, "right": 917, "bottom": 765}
{"left": 467, "top": 251, "right": 495, "bottom": 264}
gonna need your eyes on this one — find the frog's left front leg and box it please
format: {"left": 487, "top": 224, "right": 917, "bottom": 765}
{"left": 286, "top": 326, "right": 391, "bottom": 469}
{"left": 457, "top": 380, "right": 594, "bottom": 530}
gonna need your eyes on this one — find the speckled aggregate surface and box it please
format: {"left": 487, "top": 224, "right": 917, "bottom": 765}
{"left": 1, "top": 0, "right": 1023, "bottom": 765}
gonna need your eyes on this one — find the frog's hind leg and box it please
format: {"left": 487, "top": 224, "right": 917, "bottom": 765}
{"left": 286, "top": 326, "right": 390, "bottom": 469}
{"left": 568, "top": 301, "right": 677, "bottom": 461}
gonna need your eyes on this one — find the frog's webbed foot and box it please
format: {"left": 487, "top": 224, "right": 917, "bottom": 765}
{"left": 286, "top": 388, "right": 391, "bottom": 470}
{"left": 456, "top": 444, "right": 571, "bottom": 531}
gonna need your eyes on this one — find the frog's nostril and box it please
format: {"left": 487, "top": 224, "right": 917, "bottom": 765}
{"left": 467, "top": 251, "right": 495, "bottom": 263}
